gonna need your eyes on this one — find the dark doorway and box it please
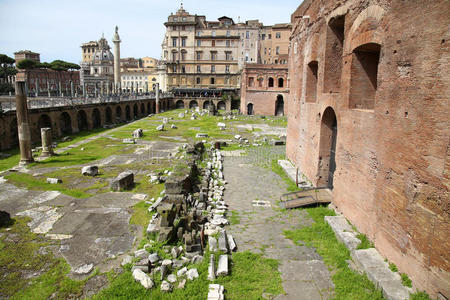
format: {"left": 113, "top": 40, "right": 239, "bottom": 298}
{"left": 37, "top": 114, "right": 52, "bottom": 132}
{"left": 125, "top": 105, "right": 131, "bottom": 120}
{"left": 133, "top": 104, "right": 138, "bottom": 118}
{"left": 176, "top": 100, "right": 185, "bottom": 109}
{"left": 77, "top": 110, "right": 88, "bottom": 131}
{"left": 189, "top": 100, "right": 198, "bottom": 109}
{"left": 105, "top": 107, "right": 112, "bottom": 124}
{"left": 317, "top": 107, "right": 338, "bottom": 189}
{"left": 141, "top": 103, "right": 146, "bottom": 116}
{"left": 275, "top": 95, "right": 284, "bottom": 116}
{"left": 92, "top": 108, "right": 101, "bottom": 128}
{"left": 59, "top": 112, "right": 72, "bottom": 135}
{"left": 116, "top": 106, "right": 122, "bottom": 122}
{"left": 203, "top": 101, "right": 210, "bottom": 110}
{"left": 217, "top": 101, "right": 226, "bottom": 110}
{"left": 247, "top": 103, "right": 254, "bottom": 115}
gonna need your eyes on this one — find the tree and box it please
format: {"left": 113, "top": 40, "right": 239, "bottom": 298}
{"left": 0, "top": 54, "right": 17, "bottom": 93}
{"left": 16, "top": 59, "right": 38, "bottom": 70}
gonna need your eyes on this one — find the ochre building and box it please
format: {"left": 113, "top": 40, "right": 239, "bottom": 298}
{"left": 286, "top": 0, "right": 449, "bottom": 297}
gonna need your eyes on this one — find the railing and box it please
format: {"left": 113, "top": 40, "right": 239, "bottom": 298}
{"left": 0, "top": 92, "right": 173, "bottom": 112}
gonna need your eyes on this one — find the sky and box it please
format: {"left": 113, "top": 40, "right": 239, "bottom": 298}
{"left": 0, "top": 0, "right": 301, "bottom": 64}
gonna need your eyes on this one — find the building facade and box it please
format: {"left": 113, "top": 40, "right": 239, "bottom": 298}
{"left": 240, "top": 64, "right": 288, "bottom": 116}
{"left": 14, "top": 50, "right": 40, "bottom": 63}
{"left": 286, "top": 0, "right": 449, "bottom": 297}
{"left": 260, "top": 23, "right": 291, "bottom": 65}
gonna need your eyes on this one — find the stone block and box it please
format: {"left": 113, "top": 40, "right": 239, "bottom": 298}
{"left": 0, "top": 211, "right": 11, "bottom": 227}
{"left": 122, "top": 138, "right": 136, "bottom": 144}
{"left": 110, "top": 171, "right": 134, "bottom": 191}
{"left": 46, "top": 178, "right": 62, "bottom": 184}
{"left": 208, "top": 254, "right": 216, "bottom": 280}
{"left": 217, "top": 255, "right": 228, "bottom": 276}
{"left": 218, "top": 230, "right": 228, "bottom": 253}
{"left": 132, "top": 128, "right": 143, "bottom": 138}
{"left": 81, "top": 165, "right": 98, "bottom": 176}
{"left": 132, "top": 268, "right": 154, "bottom": 289}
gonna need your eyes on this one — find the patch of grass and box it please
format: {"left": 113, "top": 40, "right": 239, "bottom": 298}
{"left": 400, "top": 273, "right": 412, "bottom": 288}
{"left": 0, "top": 147, "right": 20, "bottom": 172}
{"left": 284, "top": 206, "right": 384, "bottom": 300}
{"left": 271, "top": 159, "right": 301, "bottom": 192}
{"left": 0, "top": 217, "right": 85, "bottom": 299}
{"left": 5, "top": 172, "right": 92, "bottom": 198}
{"left": 388, "top": 262, "right": 398, "bottom": 273}
{"left": 229, "top": 210, "right": 241, "bottom": 225}
{"left": 410, "top": 291, "right": 431, "bottom": 300}
{"left": 356, "top": 233, "right": 374, "bottom": 250}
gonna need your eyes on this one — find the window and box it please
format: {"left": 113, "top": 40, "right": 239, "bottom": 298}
{"left": 173, "top": 17, "right": 177, "bottom": 21}
{"left": 182, "top": 66, "right": 186, "bottom": 73}
{"left": 258, "top": 77, "right": 264, "bottom": 87}
{"left": 212, "top": 30, "right": 216, "bottom": 37}
{"left": 268, "top": 77, "right": 274, "bottom": 87}
{"left": 173, "top": 65, "right": 177, "bottom": 72}
{"left": 172, "top": 52, "right": 177, "bottom": 61}
{"left": 245, "top": 55, "right": 249, "bottom": 61}
{"left": 276, "top": 32, "right": 281, "bottom": 38}
{"left": 197, "top": 31, "right": 202, "bottom": 37}
{"left": 264, "top": 48, "right": 267, "bottom": 55}
{"left": 196, "top": 77, "right": 201, "bottom": 84}
{"left": 196, "top": 51, "right": 202, "bottom": 60}
{"left": 212, "top": 40, "right": 215, "bottom": 47}
{"left": 197, "top": 40, "right": 201, "bottom": 46}
{"left": 197, "top": 65, "right": 201, "bottom": 72}
{"left": 210, "top": 52, "right": 216, "bottom": 60}
{"left": 182, "top": 25, "right": 185, "bottom": 30}
{"left": 349, "top": 43, "right": 381, "bottom": 109}
{"left": 276, "top": 46, "right": 280, "bottom": 55}
{"left": 225, "top": 65, "right": 230, "bottom": 73}
{"left": 226, "top": 30, "right": 230, "bottom": 37}
{"left": 172, "top": 37, "right": 177, "bottom": 47}
{"left": 210, "top": 77, "right": 215, "bottom": 84}
{"left": 211, "top": 65, "right": 215, "bottom": 73}
{"left": 324, "top": 15, "right": 345, "bottom": 93}
{"left": 269, "top": 48, "right": 271, "bottom": 55}
{"left": 305, "top": 61, "right": 318, "bottom": 103}
{"left": 181, "top": 51, "right": 186, "bottom": 61}
{"left": 226, "top": 40, "right": 230, "bottom": 47}
{"left": 248, "top": 77, "right": 254, "bottom": 87}
{"left": 246, "top": 31, "right": 250, "bottom": 39}
{"left": 278, "top": 77, "right": 284, "bottom": 87}
{"left": 275, "top": 59, "right": 278, "bottom": 64}
{"left": 226, "top": 52, "right": 231, "bottom": 60}
{"left": 268, "top": 34, "right": 272, "bottom": 39}
{"left": 261, "top": 34, "right": 266, "bottom": 40}
{"left": 182, "top": 38, "right": 186, "bottom": 46}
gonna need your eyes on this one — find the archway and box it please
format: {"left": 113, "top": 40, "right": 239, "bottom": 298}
{"left": 189, "top": 100, "right": 198, "bottom": 109}
{"left": 176, "top": 100, "right": 185, "bottom": 109}
{"left": 116, "top": 106, "right": 122, "bottom": 122}
{"left": 77, "top": 110, "right": 88, "bottom": 131}
{"left": 92, "top": 108, "right": 101, "bottom": 128}
{"left": 317, "top": 107, "right": 338, "bottom": 189}
{"left": 141, "top": 103, "right": 145, "bottom": 116}
{"left": 37, "top": 114, "right": 52, "bottom": 131}
{"left": 133, "top": 104, "right": 138, "bottom": 118}
{"left": 59, "top": 112, "right": 72, "bottom": 135}
{"left": 278, "top": 77, "right": 284, "bottom": 88}
{"left": 268, "top": 77, "right": 274, "bottom": 87}
{"left": 247, "top": 103, "right": 254, "bottom": 115}
{"left": 203, "top": 101, "right": 210, "bottom": 110}
{"left": 152, "top": 102, "right": 156, "bottom": 114}
{"left": 125, "top": 105, "right": 131, "bottom": 120}
{"left": 275, "top": 95, "right": 284, "bottom": 116}
{"left": 147, "top": 103, "right": 151, "bottom": 115}
{"left": 105, "top": 107, "right": 112, "bottom": 124}
{"left": 217, "top": 101, "right": 226, "bottom": 110}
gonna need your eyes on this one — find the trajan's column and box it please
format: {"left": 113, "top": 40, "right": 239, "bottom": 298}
{"left": 112, "top": 26, "right": 121, "bottom": 93}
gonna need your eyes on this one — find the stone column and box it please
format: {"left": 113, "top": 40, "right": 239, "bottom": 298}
{"left": 47, "top": 80, "right": 51, "bottom": 97}
{"left": 14, "top": 81, "right": 34, "bottom": 165}
{"left": 35, "top": 80, "right": 39, "bottom": 97}
{"left": 70, "top": 81, "right": 74, "bottom": 98}
{"left": 40, "top": 128, "right": 54, "bottom": 157}
{"left": 58, "top": 81, "right": 62, "bottom": 96}
{"left": 155, "top": 83, "right": 160, "bottom": 113}
{"left": 83, "top": 83, "right": 86, "bottom": 98}
{"left": 112, "top": 26, "right": 121, "bottom": 93}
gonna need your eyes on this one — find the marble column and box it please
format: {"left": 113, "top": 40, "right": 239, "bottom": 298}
{"left": 155, "top": 83, "right": 160, "bottom": 113}
{"left": 40, "top": 128, "right": 54, "bottom": 157}
{"left": 15, "top": 82, "right": 34, "bottom": 165}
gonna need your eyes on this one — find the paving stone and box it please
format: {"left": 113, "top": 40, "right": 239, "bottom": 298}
{"left": 218, "top": 230, "right": 228, "bottom": 253}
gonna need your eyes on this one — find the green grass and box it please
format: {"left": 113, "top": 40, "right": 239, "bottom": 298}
{"left": 410, "top": 291, "right": 431, "bottom": 300}
{"left": 0, "top": 217, "right": 86, "bottom": 299}
{"left": 271, "top": 159, "right": 301, "bottom": 192}
{"left": 92, "top": 250, "right": 283, "bottom": 300}
{"left": 229, "top": 210, "right": 241, "bottom": 225}
{"left": 356, "top": 233, "right": 375, "bottom": 250}
{"left": 5, "top": 172, "right": 92, "bottom": 198}
{"left": 388, "top": 262, "right": 398, "bottom": 273}
{"left": 0, "top": 148, "right": 20, "bottom": 172}
{"left": 284, "top": 206, "right": 384, "bottom": 300}
{"left": 400, "top": 273, "right": 412, "bottom": 288}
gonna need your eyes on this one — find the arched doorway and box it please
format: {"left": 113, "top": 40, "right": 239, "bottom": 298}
{"left": 275, "top": 95, "right": 284, "bottom": 116}
{"left": 77, "top": 110, "right": 88, "bottom": 131}
{"left": 141, "top": 103, "right": 145, "bottom": 116}
{"left": 116, "top": 106, "right": 122, "bottom": 122}
{"left": 59, "top": 112, "right": 72, "bottom": 135}
{"left": 152, "top": 102, "right": 156, "bottom": 114}
{"left": 147, "top": 103, "right": 151, "bottom": 115}
{"left": 317, "top": 107, "right": 338, "bottom": 189}
{"left": 247, "top": 103, "right": 254, "bottom": 115}
{"left": 37, "top": 114, "right": 52, "bottom": 131}
{"left": 92, "top": 108, "right": 101, "bottom": 128}
{"left": 125, "top": 105, "right": 131, "bottom": 120}
{"left": 105, "top": 107, "right": 112, "bottom": 124}
{"left": 278, "top": 77, "right": 284, "bottom": 88}
{"left": 203, "top": 101, "right": 210, "bottom": 110}
{"left": 133, "top": 104, "right": 138, "bottom": 118}
{"left": 189, "top": 100, "right": 198, "bottom": 109}
{"left": 217, "top": 101, "right": 226, "bottom": 110}
{"left": 176, "top": 100, "right": 185, "bottom": 109}
{"left": 268, "top": 77, "right": 274, "bottom": 87}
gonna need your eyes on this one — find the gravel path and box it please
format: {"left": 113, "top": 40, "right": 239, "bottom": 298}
{"left": 223, "top": 147, "right": 334, "bottom": 299}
